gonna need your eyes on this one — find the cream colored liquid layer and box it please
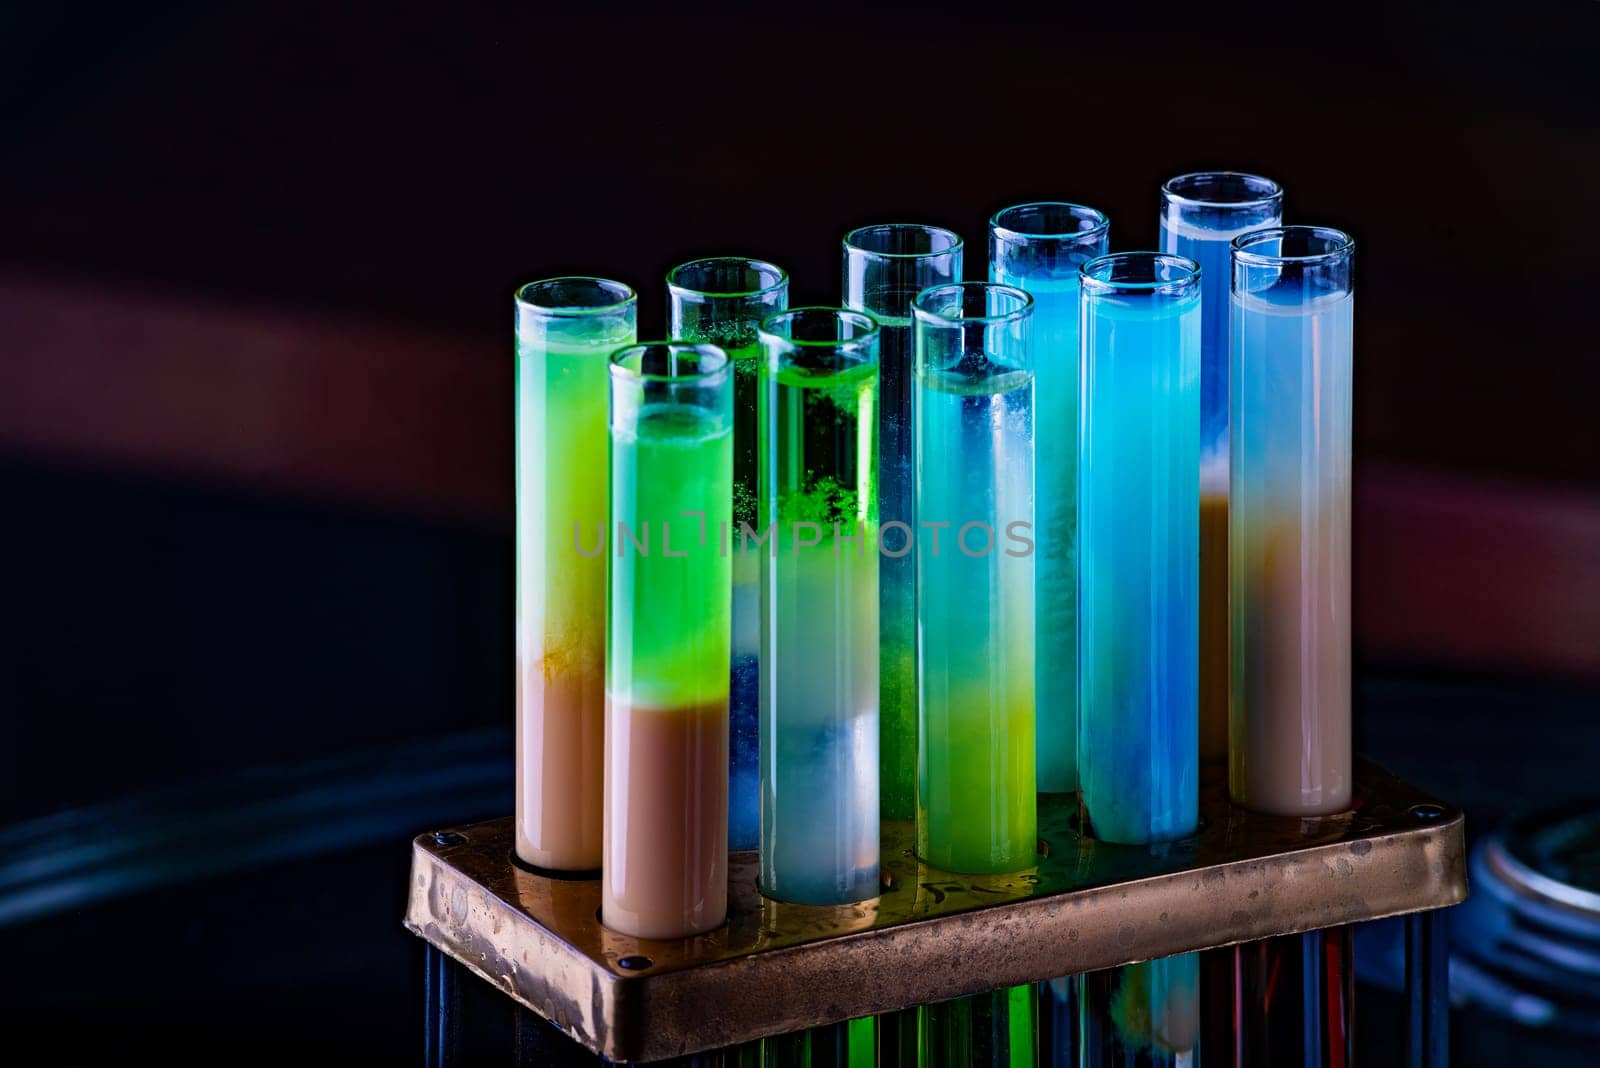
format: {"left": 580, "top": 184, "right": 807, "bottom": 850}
{"left": 515, "top": 648, "right": 604, "bottom": 869}
{"left": 1199, "top": 492, "right": 1229, "bottom": 763}
{"left": 1229, "top": 511, "right": 1351, "bottom": 815}
{"left": 1228, "top": 289, "right": 1354, "bottom": 817}
{"left": 601, "top": 697, "right": 729, "bottom": 939}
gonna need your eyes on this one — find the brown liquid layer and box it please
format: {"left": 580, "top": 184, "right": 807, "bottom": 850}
{"left": 515, "top": 653, "right": 605, "bottom": 870}
{"left": 1229, "top": 514, "right": 1351, "bottom": 815}
{"left": 1199, "top": 493, "right": 1229, "bottom": 763}
{"left": 602, "top": 696, "right": 729, "bottom": 939}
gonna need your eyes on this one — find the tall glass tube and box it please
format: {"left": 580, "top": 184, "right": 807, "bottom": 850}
{"left": 668, "top": 257, "right": 789, "bottom": 852}
{"left": 842, "top": 224, "right": 963, "bottom": 823}
{"left": 1229, "top": 226, "right": 1354, "bottom": 816}
{"left": 1037, "top": 976, "right": 1080, "bottom": 1068}
{"left": 989, "top": 203, "right": 1110, "bottom": 796}
{"left": 756, "top": 308, "right": 880, "bottom": 905}
{"left": 1159, "top": 173, "right": 1283, "bottom": 765}
{"left": 877, "top": 1008, "right": 922, "bottom": 1067}
{"left": 1078, "top": 253, "right": 1200, "bottom": 845}
{"left": 514, "top": 277, "right": 636, "bottom": 871}
{"left": 921, "top": 985, "right": 1038, "bottom": 1068}
{"left": 759, "top": 1019, "right": 877, "bottom": 1067}
{"left": 912, "top": 281, "right": 1035, "bottom": 874}
{"left": 1078, "top": 954, "right": 1201, "bottom": 1067}
{"left": 1205, "top": 930, "right": 1355, "bottom": 1066}
{"left": 603, "top": 342, "right": 733, "bottom": 938}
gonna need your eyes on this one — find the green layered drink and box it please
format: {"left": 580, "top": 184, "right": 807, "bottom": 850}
{"left": 603, "top": 343, "right": 733, "bottom": 939}
{"left": 513, "top": 278, "right": 635, "bottom": 872}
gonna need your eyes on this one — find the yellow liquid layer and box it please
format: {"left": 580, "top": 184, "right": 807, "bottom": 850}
{"left": 917, "top": 680, "right": 1037, "bottom": 874}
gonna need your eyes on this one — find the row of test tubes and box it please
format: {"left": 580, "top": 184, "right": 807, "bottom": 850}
{"left": 512, "top": 172, "right": 1355, "bottom": 946}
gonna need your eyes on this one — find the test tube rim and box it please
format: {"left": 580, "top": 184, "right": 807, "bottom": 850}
{"left": 842, "top": 222, "right": 965, "bottom": 261}
{"left": 989, "top": 201, "right": 1110, "bottom": 243}
{"left": 758, "top": 307, "right": 880, "bottom": 380}
{"left": 1230, "top": 225, "right": 1355, "bottom": 267}
{"left": 666, "top": 256, "right": 790, "bottom": 300}
{"left": 608, "top": 340, "right": 731, "bottom": 385}
{"left": 515, "top": 276, "right": 638, "bottom": 317}
{"left": 757, "top": 306, "right": 880, "bottom": 348}
{"left": 1079, "top": 251, "right": 1201, "bottom": 298}
{"left": 1160, "top": 171, "right": 1284, "bottom": 210}
{"left": 910, "top": 280, "right": 1034, "bottom": 326}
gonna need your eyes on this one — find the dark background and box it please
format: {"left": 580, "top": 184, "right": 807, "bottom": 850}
{"left": 4, "top": 2, "right": 1599, "bottom": 486}
{"left": 1, "top": 1, "right": 1597, "bottom": 1062}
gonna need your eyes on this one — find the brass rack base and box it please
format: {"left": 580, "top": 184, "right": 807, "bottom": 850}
{"left": 404, "top": 759, "right": 1464, "bottom": 1063}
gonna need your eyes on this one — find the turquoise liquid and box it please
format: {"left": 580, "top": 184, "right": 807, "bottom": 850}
{"left": 987, "top": 271, "right": 1081, "bottom": 794}
{"left": 915, "top": 367, "right": 1036, "bottom": 874}
{"left": 1078, "top": 289, "right": 1200, "bottom": 844}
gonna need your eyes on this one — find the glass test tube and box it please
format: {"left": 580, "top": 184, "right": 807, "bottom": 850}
{"left": 842, "top": 224, "right": 963, "bottom": 823}
{"left": 1229, "top": 227, "right": 1354, "bottom": 816}
{"left": 1203, "top": 930, "right": 1356, "bottom": 1067}
{"left": 912, "top": 281, "right": 1036, "bottom": 874}
{"left": 1037, "top": 975, "right": 1079, "bottom": 1068}
{"left": 877, "top": 1008, "right": 922, "bottom": 1067}
{"left": 989, "top": 202, "right": 1111, "bottom": 796}
{"left": 514, "top": 277, "right": 636, "bottom": 871}
{"left": 668, "top": 257, "right": 790, "bottom": 852}
{"left": 756, "top": 308, "right": 881, "bottom": 906}
{"left": 1078, "top": 954, "right": 1201, "bottom": 1068}
{"left": 603, "top": 342, "right": 733, "bottom": 938}
{"left": 921, "top": 985, "right": 1039, "bottom": 1068}
{"left": 759, "top": 1018, "right": 878, "bottom": 1068}
{"left": 1159, "top": 173, "right": 1283, "bottom": 764}
{"left": 1078, "top": 253, "right": 1201, "bottom": 845}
